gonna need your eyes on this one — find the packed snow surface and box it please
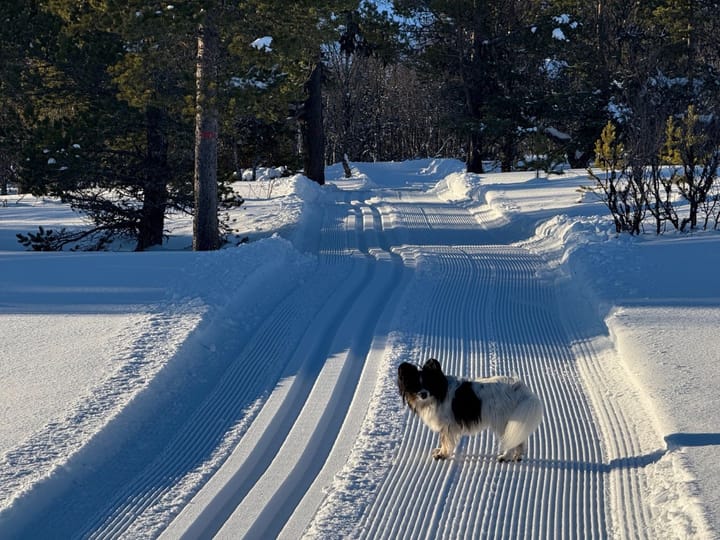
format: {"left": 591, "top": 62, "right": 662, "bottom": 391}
{"left": 1, "top": 160, "right": 718, "bottom": 539}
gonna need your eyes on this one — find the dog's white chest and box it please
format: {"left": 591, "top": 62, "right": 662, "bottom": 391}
{"left": 418, "top": 403, "right": 453, "bottom": 433}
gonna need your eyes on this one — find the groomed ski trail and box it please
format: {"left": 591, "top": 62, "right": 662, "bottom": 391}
{"left": 304, "top": 180, "right": 664, "bottom": 539}
{"left": 2, "top": 164, "right": 674, "bottom": 539}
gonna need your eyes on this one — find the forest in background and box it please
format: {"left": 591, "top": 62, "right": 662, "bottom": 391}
{"left": 2, "top": 1, "right": 720, "bottom": 250}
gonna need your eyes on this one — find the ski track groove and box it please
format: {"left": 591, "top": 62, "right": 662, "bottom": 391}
{"left": 154, "top": 190, "right": 408, "bottom": 540}
{"left": 81, "top": 286, "right": 339, "bottom": 537}
{"left": 172, "top": 212, "right": 372, "bottom": 536}
{"left": 87, "top": 304, "right": 301, "bottom": 537}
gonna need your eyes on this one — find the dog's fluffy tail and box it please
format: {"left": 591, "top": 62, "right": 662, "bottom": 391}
{"left": 500, "top": 393, "right": 544, "bottom": 452}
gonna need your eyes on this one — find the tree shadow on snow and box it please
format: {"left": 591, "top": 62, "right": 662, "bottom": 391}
{"left": 665, "top": 432, "right": 720, "bottom": 448}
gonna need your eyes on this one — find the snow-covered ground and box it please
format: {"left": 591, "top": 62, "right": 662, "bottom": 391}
{"left": 0, "top": 160, "right": 718, "bottom": 538}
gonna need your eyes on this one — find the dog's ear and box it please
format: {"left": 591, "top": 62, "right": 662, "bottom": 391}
{"left": 398, "top": 362, "right": 418, "bottom": 382}
{"left": 422, "top": 358, "right": 443, "bottom": 373}
{"left": 398, "top": 361, "right": 415, "bottom": 373}
{"left": 421, "top": 358, "right": 448, "bottom": 401}
{"left": 397, "top": 362, "right": 421, "bottom": 401}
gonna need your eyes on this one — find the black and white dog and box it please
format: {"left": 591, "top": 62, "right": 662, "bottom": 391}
{"left": 398, "top": 359, "right": 543, "bottom": 462}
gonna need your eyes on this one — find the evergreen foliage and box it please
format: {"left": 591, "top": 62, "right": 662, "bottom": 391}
{"left": 3, "top": 1, "right": 720, "bottom": 249}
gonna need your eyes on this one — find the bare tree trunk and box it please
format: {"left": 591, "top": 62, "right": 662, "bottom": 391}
{"left": 137, "top": 106, "right": 169, "bottom": 251}
{"left": 301, "top": 62, "right": 325, "bottom": 185}
{"left": 1, "top": 171, "right": 8, "bottom": 196}
{"left": 193, "top": 18, "right": 220, "bottom": 251}
{"left": 500, "top": 135, "right": 516, "bottom": 172}
{"left": 341, "top": 153, "right": 352, "bottom": 178}
{"left": 0, "top": 150, "right": 12, "bottom": 195}
{"left": 466, "top": 131, "right": 484, "bottom": 173}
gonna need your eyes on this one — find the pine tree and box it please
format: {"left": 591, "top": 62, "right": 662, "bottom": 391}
{"left": 13, "top": 1, "right": 198, "bottom": 250}
{"left": 16, "top": 2, "right": 256, "bottom": 250}
{"left": 652, "top": 0, "right": 720, "bottom": 93}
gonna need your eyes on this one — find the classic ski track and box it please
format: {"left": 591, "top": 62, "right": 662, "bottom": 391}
{"left": 53, "top": 190, "right": 370, "bottom": 538}
{"left": 212, "top": 195, "right": 405, "bottom": 539}
{"left": 154, "top": 189, "right": 406, "bottom": 540}
{"left": 75, "top": 211, "right": 356, "bottom": 538}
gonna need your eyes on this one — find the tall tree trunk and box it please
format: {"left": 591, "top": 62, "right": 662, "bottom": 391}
{"left": 461, "top": 23, "right": 484, "bottom": 175}
{"left": 0, "top": 152, "right": 7, "bottom": 196}
{"left": 341, "top": 153, "right": 352, "bottom": 178}
{"left": 193, "top": 18, "right": 220, "bottom": 251}
{"left": 137, "top": 106, "right": 169, "bottom": 251}
{"left": 500, "top": 135, "right": 516, "bottom": 172}
{"left": 302, "top": 62, "right": 325, "bottom": 185}
{"left": 466, "top": 131, "right": 484, "bottom": 173}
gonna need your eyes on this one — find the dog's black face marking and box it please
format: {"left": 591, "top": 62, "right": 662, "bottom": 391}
{"left": 452, "top": 381, "right": 483, "bottom": 428}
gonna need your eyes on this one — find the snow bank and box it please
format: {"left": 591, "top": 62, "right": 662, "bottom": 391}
{"left": 433, "top": 171, "right": 484, "bottom": 201}
{"left": 419, "top": 158, "right": 466, "bottom": 178}
{"left": 0, "top": 234, "right": 313, "bottom": 520}
{"left": 522, "top": 214, "right": 616, "bottom": 278}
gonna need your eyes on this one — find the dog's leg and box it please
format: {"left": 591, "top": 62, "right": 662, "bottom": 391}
{"left": 432, "top": 432, "right": 450, "bottom": 460}
{"left": 432, "top": 431, "right": 457, "bottom": 460}
{"left": 498, "top": 442, "right": 526, "bottom": 463}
